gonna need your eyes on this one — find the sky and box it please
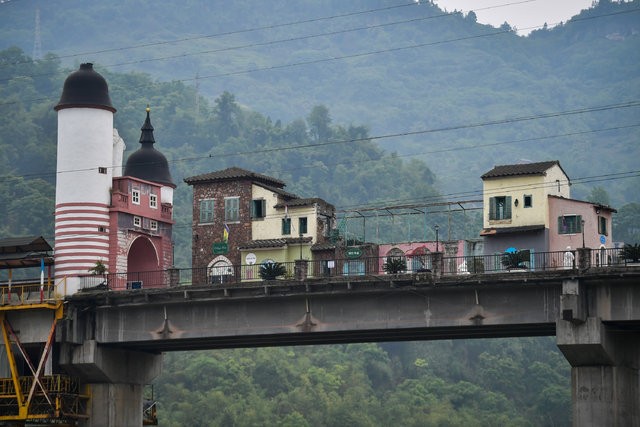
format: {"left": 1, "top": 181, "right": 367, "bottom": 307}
{"left": 432, "top": 0, "right": 595, "bottom": 35}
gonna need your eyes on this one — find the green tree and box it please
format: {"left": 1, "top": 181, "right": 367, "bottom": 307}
{"left": 613, "top": 203, "right": 640, "bottom": 244}
{"left": 587, "top": 186, "right": 611, "bottom": 206}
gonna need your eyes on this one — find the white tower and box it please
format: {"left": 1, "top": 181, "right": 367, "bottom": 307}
{"left": 53, "top": 63, "right": 116, "bottom": 294}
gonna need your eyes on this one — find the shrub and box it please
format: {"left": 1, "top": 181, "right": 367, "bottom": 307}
{"left": 383, "top": 257, "right": 406, "bottom": 274}
{"left": 502, "top": 250, "right": 530, "bottom": 270}
{"left": 621, "top": 243, "right": 640, "bottom": 262}
{"left": 259, "top": 262, "right": 287, "bottom": 280}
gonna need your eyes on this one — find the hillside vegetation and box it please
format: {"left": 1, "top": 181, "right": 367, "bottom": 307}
{"left": 1, "top": 2, "right": 638, "bottom": 425}
{"left": 0, "top": 0, "right": 638, "bottom": 203}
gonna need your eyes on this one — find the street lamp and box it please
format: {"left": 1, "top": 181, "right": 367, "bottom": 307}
{"left": 581, "top": 219, "right": 586, "bottom": 248}
{"left": 434, "top": 224, "right": 440, "bottom": 252}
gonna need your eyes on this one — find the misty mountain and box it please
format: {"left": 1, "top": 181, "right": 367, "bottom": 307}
{"left": 1, "top": 0, "right": 638, "bottom": 207}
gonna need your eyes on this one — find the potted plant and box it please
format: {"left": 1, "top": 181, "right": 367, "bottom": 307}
{"left": 88, "top": 259, "right": 108, "bottom": 289}
{"left": 502, "top": 250, "right": 529, "bottom": 271}
{"left": 259, "top": 262, "right": 287, "bottom": 280}
{"left": 383, "top": 257, "right": 407, "bottom": 274}
{"left": 621, "top": 243, "right": 640, "bottom": 264}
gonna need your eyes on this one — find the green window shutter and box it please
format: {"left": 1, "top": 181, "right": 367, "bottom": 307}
{"left": 250, "top": 200, "right": 256, "bottom": 218}
{"left": 558, "top": 216, "right": 564, "bottom": 234}
{"left": 577, "top": 215, "right": 583, "bottom": 233}
{"left": 299, "top": 217, "right": 308, "bottom": 234}
{"left": 282, "top": 218, "right": 291, "bottom": 235}
{"left": 505, "top": 196, "right": 512, "bottom": 219}
{"left": 199, "top": 200, "right": 214, "bottom": 223}
{"left": 489, "top": 197, "right": 496, "bottom": 220}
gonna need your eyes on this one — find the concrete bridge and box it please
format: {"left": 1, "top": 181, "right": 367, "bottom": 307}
{"left": 54, "top": 265, "right": 640, "bottom": 427}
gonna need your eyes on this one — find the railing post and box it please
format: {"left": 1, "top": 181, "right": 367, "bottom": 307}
{"left": 577, "top": 247, "right": 592, "bottom": 270}
{"left": 168, "top": 268, "right": 180, "bottom": 287}
{"left": 432, "top": 252, "right": 444, "bottom": 279}
{"left": 295, "top": 260, "right": 308, "bottom": 281}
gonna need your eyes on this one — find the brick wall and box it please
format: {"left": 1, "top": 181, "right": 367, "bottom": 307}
{"left": 191, "top": 179, "right": 253, "bottom": 270}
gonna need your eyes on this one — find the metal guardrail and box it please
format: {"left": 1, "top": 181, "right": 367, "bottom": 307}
{"left": 72, "top": 248, "right": 639, "bottom": 291}
{"left": 0, "top": 283, "right": 59, "bottom": 305}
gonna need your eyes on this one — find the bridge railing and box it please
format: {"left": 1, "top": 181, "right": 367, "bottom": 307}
{"left": 0, "top": 283, "right": 59, "bottom": 305}
{"left": 72, "top": 248, "right": 638, "bottom": 291}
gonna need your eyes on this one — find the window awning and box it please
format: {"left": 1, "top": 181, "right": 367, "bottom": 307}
{"left": 480, "top": 225, "right": 545, "bottom": 236}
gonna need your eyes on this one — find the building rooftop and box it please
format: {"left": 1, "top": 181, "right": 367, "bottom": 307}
{"left": 481, "top": 160, "right": 564, "bottom": 180}
{"left": 184, "top": 167, "right": 286, "bottom": 188}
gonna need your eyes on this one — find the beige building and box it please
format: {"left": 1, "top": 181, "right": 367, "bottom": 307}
{"left": 480, "top": 160, "right": 615, "bottom": 259}
{"left": 184, "top": 167, "right": 335, "bottom": 283}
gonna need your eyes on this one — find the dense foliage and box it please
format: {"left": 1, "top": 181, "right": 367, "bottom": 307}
{"left": 1, "top": 0, "right": 637, "bottom": 204}
{"left": 1, "top": 2, "right": 638, "bottom": 425}
{"left": 155, "top": 338, "right": 571, "bottom": 426}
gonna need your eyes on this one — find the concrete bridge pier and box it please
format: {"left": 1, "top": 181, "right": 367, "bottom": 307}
{"left": 59, "top": 340, "right": 162, "bottom": 427}
{"left": 557, "top": 317, "right": 639, "bottom": 427}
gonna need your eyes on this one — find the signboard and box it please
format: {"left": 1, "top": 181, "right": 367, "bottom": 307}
{"left": 345, "top": 247, "right": 362, "bottom": 259}
{"left": 245, "top": 253, "right": 257, "bottom": 265}
{"left": 212, "top": 242, "right": 228, "bottom": 254}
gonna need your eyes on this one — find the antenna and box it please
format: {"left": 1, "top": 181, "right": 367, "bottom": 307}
{"left": 33, "top": 6, "right": 42, "bottom": 60}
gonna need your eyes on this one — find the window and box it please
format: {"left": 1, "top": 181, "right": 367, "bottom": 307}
{"left": 524, "top": 194, "right": 532, "bottom": 208}
{"left": 199, "top": 199, "right": 214, "bottom": 223}
{"left": 150, "top": 220, "right": 158, "bottom": 231}
{"left": 133, "top": 216, "right": 141, "bottom": 227}
{"left": 558, "top": 215, "right": 582, "bottom": 234}
{"left": 225, "top": 197, "right": 240, "bottom": 222}
{"left": 132, "top": 189, "right": 140, "bottom": 205}
{"left": 150, "top": 194, "right": 157, "bottom": 209}
{"left": 98, "top": 226, "right": 106, "bottom": 233}
{"left": 299, "top": 217, "right": 308, "bottom": 234}
{"left": 98, "top": 167, "right": 107, "bottom": 174}
{"left": 489, "top": 196, "right": 511, "bottom": 220}
{"left": 251, "top": 199, "right": 266, "bottom": 219}
{"left": 598, "top": 216, "right": 608, "bottom": 236}
{"left": 282, "top": 217, "right": 291, "bottom": 235}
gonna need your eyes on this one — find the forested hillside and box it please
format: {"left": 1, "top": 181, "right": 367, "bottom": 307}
{"left": 155, "top": 338, "right": 571, "bottom": 426}
{"left": 0, "top": 1, "right": 638, "bottom": 425}
{"left": 0, "top": 0, "right": 638, "bottom": 204}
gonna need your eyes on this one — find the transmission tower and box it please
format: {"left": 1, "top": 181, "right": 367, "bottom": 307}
{"left": 195, "top": 71, "right": 200, "bottom": 115}
{"left": 32, "top": 7, "right": 42, "bottom": 60}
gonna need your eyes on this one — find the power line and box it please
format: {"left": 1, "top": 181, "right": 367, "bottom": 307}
{"left": 1, "top": 101, "right": 638, "bottom": 183}
{"left": 335, "top": 170, "right": 640, "bottom": 212}
{"left": 0, "top": 1, "right": 422, "bottom": 68}
{"left": 1, "top": 5, "right": 637, "bottom": 98}
{"left": 1, "top": 0, "right": 541, "bottom": 69}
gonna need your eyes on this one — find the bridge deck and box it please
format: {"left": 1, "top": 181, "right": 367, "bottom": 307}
{"left": 64, "top": 267, "right": 640, "bottom": 352}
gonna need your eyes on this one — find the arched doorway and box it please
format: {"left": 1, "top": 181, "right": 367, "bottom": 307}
{"left": 127, "top": 237, "right": 160, "bottom": 288}
{"left": 208, "top": 255, "right": 234, "bottom": 284}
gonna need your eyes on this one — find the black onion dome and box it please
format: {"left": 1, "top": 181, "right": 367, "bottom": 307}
{"left": 54, "top": 63, "right": 116, "bottom": 112}
{"left": 123, "top": 108, "right": 175, "bottom": 188}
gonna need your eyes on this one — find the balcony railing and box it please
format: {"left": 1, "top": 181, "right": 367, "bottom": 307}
{"left": 70, "top": 247, "right": 639, "bottom": 291}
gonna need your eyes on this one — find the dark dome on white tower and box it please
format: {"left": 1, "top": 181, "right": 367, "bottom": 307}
{"left": 124, "top": 107, "right": 175, "bottom": 187}
{"left": 54, "top": 63, "right": 116, "bottom": 112}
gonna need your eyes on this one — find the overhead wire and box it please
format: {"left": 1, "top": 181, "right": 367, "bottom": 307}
{"left": 0, "top": 101, "right": 638, "bottom": 183}
{"left": 0, "top": 5, "right": 637, "bottom": 105}
{"left": 0, "top": 0, "right": 540, "bottom": 69}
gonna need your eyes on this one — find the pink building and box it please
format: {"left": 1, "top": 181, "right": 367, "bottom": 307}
{"left": 378, "top": 240, "right": 466, "bottom": 273}
{"left": 54, "top": 64, "right": 174, "bottom": 293}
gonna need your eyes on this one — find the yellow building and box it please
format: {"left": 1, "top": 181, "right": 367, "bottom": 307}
{"left": 480, "top": 160, "right": 615, "bottom": 258}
